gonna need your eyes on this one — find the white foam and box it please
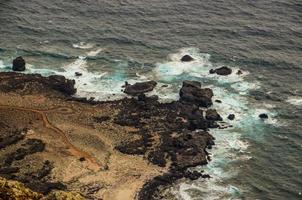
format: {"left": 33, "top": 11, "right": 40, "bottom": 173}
{"left": 54, "top": 56, "right": 126, "bottom": 100}
{"left": 72, "top": 42, "right": 94, "bottom": 49}
{"left": 286, "top": 97, "right": 302, "bottom": 106}
{"left": 87, "top": 48, "right": 103, "bottom": 57}
{"left": 0, "top": 60, "right": 6, "bottom": 69}
{"left": 154, "top": 48, "right": 212, "bottom": 80}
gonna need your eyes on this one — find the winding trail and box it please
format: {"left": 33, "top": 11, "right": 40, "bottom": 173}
{"left": 0, "top": 105, "right": 101, "bottom": 171}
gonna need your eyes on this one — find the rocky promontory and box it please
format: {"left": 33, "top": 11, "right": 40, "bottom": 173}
{"left": 0, "top": 72, "right": 224, "bottom": 200}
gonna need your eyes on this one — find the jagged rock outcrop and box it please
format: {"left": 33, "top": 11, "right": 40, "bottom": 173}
{"left": 210, "top": 66, "right": 232, "bottom": 75}
{"left": 206, "top": 109, "right": 223, "bottom": 121}
{"left": 0, "top": 72, "right": 76, "bottom": 95}
{"left": 179, "top": 81, "right": 213, "bottom": 107}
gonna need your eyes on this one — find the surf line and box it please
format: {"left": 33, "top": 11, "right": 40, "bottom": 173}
{"left": 0, "top": 105, "right": 101, "bottom": 171}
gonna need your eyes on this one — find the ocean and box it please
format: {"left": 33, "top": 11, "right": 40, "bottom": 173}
{"left": 0, "top": 0, "right": 302, "bottom": 199}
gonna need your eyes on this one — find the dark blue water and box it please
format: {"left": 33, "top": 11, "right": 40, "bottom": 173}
{"left": 0, "top": 0, "right": 301, "bottom": 199}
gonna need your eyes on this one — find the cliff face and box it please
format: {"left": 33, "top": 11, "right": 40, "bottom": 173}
{"left": 0, "top": 72, "right": 224, "bottom": 200}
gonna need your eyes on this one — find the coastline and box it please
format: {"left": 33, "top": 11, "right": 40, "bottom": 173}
{"left": 0, "top": 71, "right": 222, "bottom": 199}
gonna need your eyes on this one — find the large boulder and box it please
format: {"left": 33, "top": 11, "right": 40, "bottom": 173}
{"left": 181, "top": 55, "right": 194, "bottom": 62}
{"left": 12, "top": 57, "right": 26, "bottom": 71}
{"left": 209, "top": 66, "right": 232, "bottom": 76}
{"left": 124, "top": 81, "right": 157, "bottom": 96}
{"left": 179, "top": 81, "right": 213, "bottom": 107}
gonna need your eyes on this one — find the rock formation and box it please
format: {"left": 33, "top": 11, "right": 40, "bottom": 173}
{"left": 12, "top": 56, "right": 26, "bottom": 71}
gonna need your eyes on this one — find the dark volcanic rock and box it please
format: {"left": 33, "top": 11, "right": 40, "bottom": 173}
{"left": 93, "top": 116, "right": 110, "bottom": 124}
{"left": 206, "top": 109, "right": 222, "bottom": 121}
{"left": 259, "top": 113, "right": 268, "bottom": 119}
{"left": 181, "top": 55, "right": 194, "bottom": 62}
{"left": 184, "top": 171, "right": 203, "bottom": 180}
{"left": 180, "top": 81, "right": 213, "bottom": 107}
{"left": 0, "top": 72, "right": 76, "bottom": 95}
{"left": 236, "top": 70, "right": 243, "bottom": 75}
{"left": 210, "top": 66, "right": 232, "bottom": 76}
{"left": 228, "top": 114, "right": 235, "bottom": 120}
{"left": 12, "top": 57, "right": 26, "bottom": 71}
{"left": 124, "top": 81, "right": 157, "bottom": 96}
{"left": 75, "top": 72, "right": 82, "bottom": 76}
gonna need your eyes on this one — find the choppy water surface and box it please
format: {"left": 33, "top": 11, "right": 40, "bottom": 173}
{"left": 0, "top": 1, "right": 302, "bottom": 199}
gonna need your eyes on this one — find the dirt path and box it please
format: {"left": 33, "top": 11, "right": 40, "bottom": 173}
{"left": 0, "top": 105, "right": 101, "bottom": 171}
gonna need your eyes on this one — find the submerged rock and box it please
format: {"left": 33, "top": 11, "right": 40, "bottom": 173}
{"left": 12, "top": 56, "right": 26, "bottom": 71}
{"left": 259, "top": 113, "right": 268, "bottom": 119}
{"left": 209, "top": 66, "right": 232, "bottom": 76}
{"left": 179, "top": 81, "right": 213, "bottom": 107}
{"left": 181, "top": 55, "right": 194, "bottom": 62}
{"left": 124, "top": 81, "right": 157, "bottom": 96}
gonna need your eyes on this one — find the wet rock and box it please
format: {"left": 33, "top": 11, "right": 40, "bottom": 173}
{"left": 75, "top": 72, "right": 82, "bottom": 76}
{"left": 184, "top": 171, "right": 202, "bottom": 180}
{"left": 179, "top": 81, "right": 213, "bottom": 107}
{"left": 181, "top": 55, "right": 194, "bottom": 62}
{"left": 209, "top": 69, "right": 216, "bottom": 74}
{"left": 201, "top": 174, "right": 211, "bottom": 179}
{"left": 209, "top": 66, "right": 232, "bottom": 76}
{"left": 227, "top": 114, "right": 235, "bottom": 120}
{"left": 215, "top": 99, "right": 222, "bottom": 103}
{"left": 124, "top": 81, "right": 157, "bottom": 96}
{"left": 259, "top": 113, "right": 268, "bottom": 119}
{"left": 12, "top": 57, "right": 26, "bottom": 71}
{"left": 206, "top": 109, "right": 222, "bottom": 121}
{"left": 236, "top": 70, "right": 243, "bottom": 75}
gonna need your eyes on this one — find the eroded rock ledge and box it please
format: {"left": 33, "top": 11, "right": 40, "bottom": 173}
{"left": 0, "top": 72, "right": 224, "bottom": 200}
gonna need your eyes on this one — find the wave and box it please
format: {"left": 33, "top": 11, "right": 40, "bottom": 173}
{"left": 286, "top": 97, "right": 302, "bottom": 106}
{"left": 72, "top": 42, "right": 95, "bottom": 49}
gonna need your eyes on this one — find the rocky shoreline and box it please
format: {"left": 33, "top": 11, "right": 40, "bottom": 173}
{"left": 0, "top": 71, "right": 227, "bottom": 199}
